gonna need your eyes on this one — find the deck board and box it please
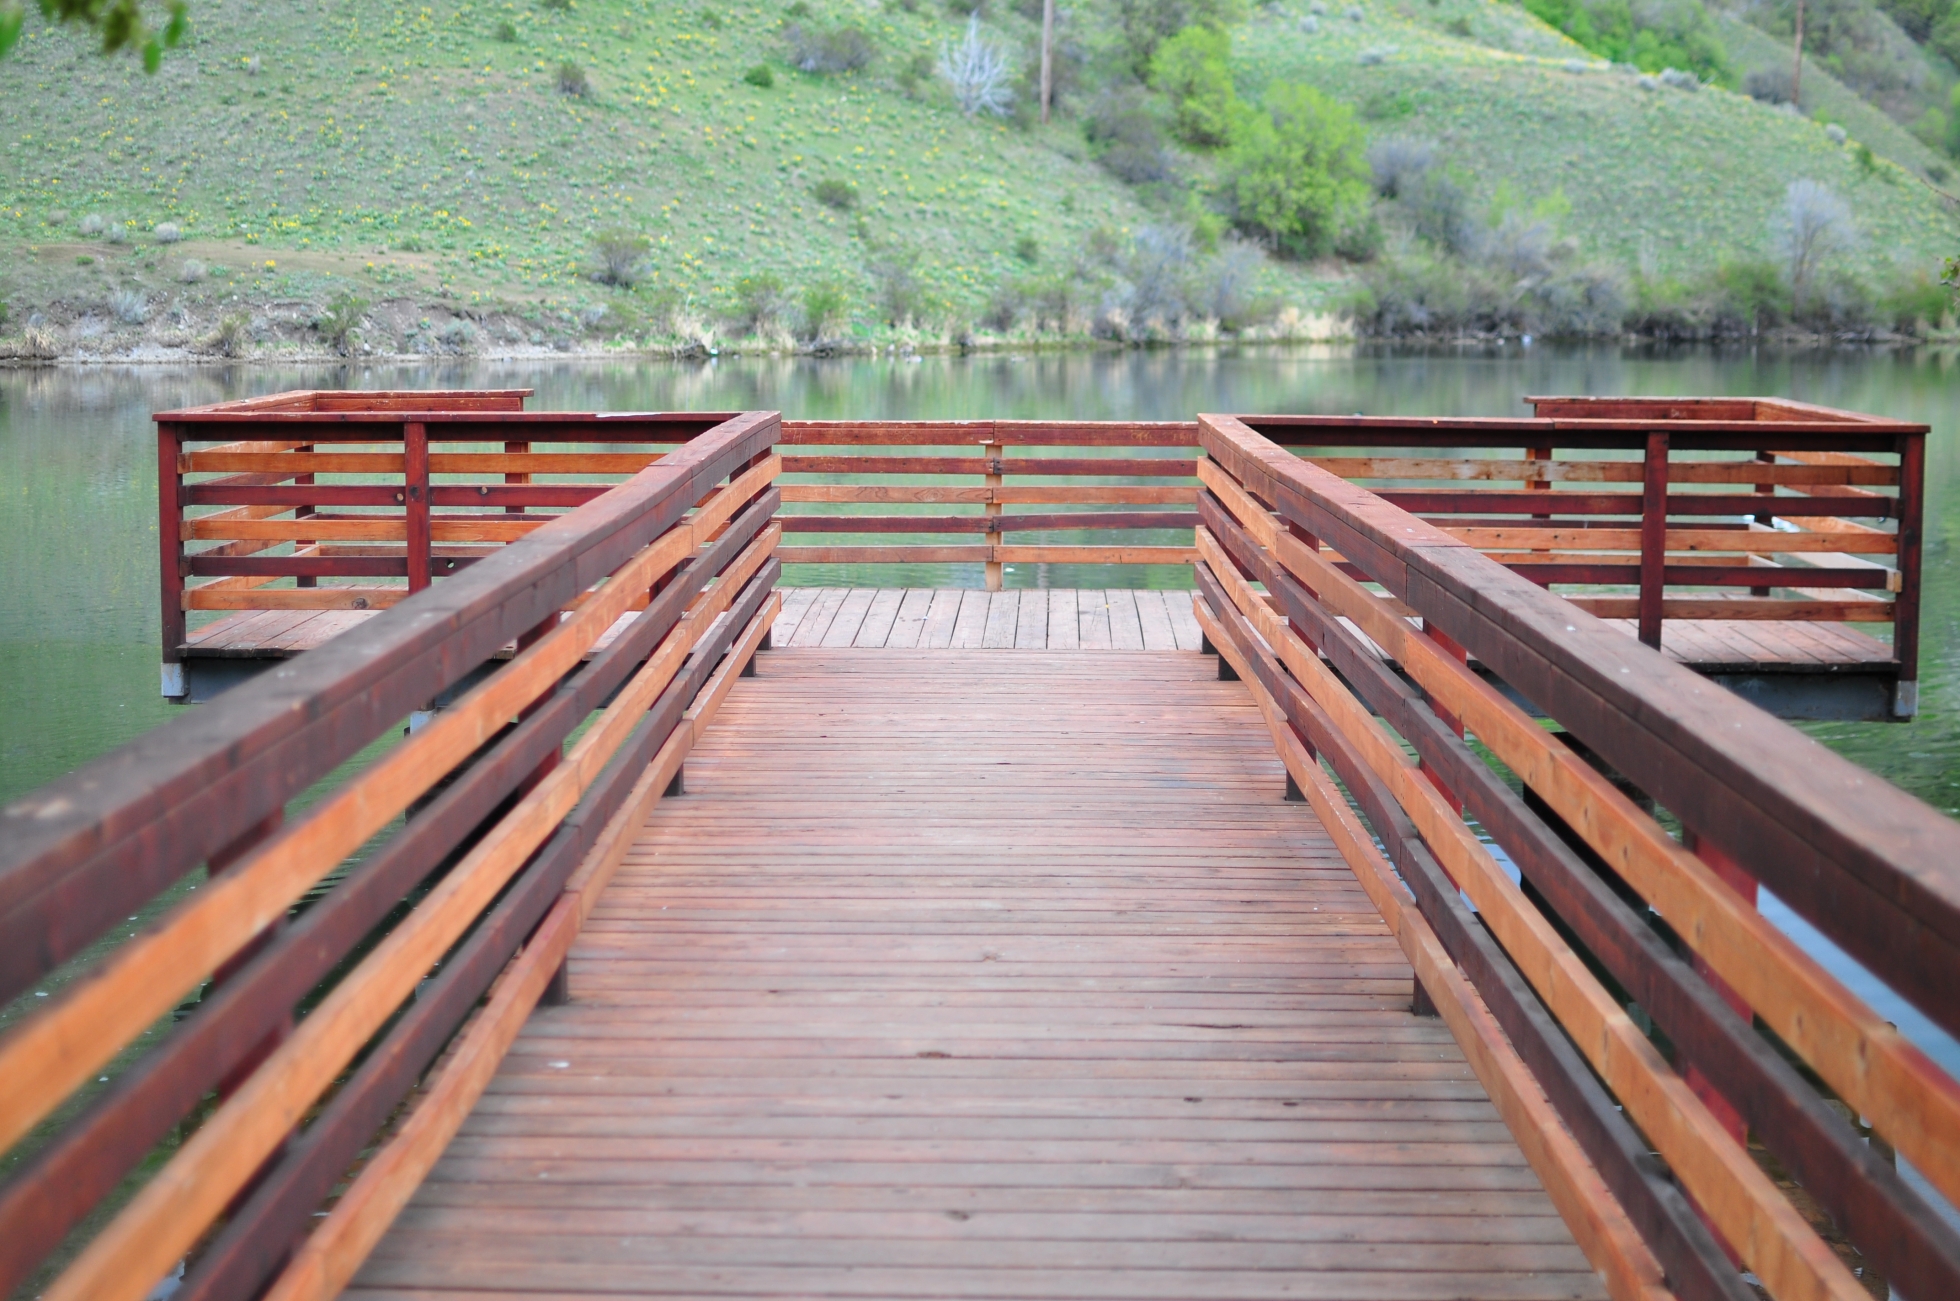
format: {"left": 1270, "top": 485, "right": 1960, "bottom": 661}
{"left": 183, "top": 591, "right": 1896, "bottom": 669}
{"left": 354, "top": 650, "right": 1605, "bottom": 1301}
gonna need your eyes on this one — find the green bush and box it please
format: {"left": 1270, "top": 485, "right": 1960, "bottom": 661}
{"left": 1014, "top": 233, "right": 1040, "bottom": 263}
{"left": 812, "top": 177, "right": 858, "bottom": 210}
{"left": 1112, "top": 0, "right": 1247, "bottom": 79}
{"left": 591, "top": 228, "right": 651, "bottom": 286}
{"left": 556, "top": 61, "right": 589, "bottom": 96}
{"left": 735, "top": 273, "right": 791, "bottom": 334}
{"left": 1149, "top": 25, "right": 1238, "bottom": 149}
{"left": 744, "top": 63, "right": 774, "bottom": 87}
{"left": 316, "top": 292, "right": 368, "bottom": 353}
{"left": 1223, "top": 83, "right": 1368, "bottom": 259}
{"left": 1521, "top": 0, "right": 1730, "bottom": 84}
{"left": 495, "top": 18, "right": 518, "bottom": 40}
{"left": 1879, "top": 270, "right": 1953, "bottom": 332}
{"left": 801, "top": 280, "right": 850, "bottom": 338}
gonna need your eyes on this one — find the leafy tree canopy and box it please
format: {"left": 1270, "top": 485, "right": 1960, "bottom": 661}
{"left": 1225, "top": 81, "right": 1368, "bottom": 260}
{"left": 0, "top": 0, "right": 187, "bottom": 71}
{"left": 1149, "top": 25, "right": 1237, "bottom": 149}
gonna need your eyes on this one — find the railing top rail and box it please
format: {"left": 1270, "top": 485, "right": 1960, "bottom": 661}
{"left": 1236, "top": 411, "right": 1926, "bottom": 451}
{"left": 158, "top": 408, "right": 740, "bottom": 430}
{"left": 0, "top": 408, "right": 781, "bottom": 1005}
{"left": 1197, "top": 410, "right": 1959, "bottom": 1035}
{"left": 165, "top": 389, "right": 539, "bottom": 416}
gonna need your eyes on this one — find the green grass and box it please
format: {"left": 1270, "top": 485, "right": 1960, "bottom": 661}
{"left": 1235, "top": 0, "right": 1960, "bottom": 284}
{"left": 0, "top": 0, "right": 1953, "bottom": 338}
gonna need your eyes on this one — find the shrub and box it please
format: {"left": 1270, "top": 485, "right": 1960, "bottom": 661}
{"left": 110, "top": 289, "right": 149, "bottom": 325}
{"left": 813, "top": 177, "right": 858, "bottom": 210}
{"left": 178, "top": 258, "right": 206, "bottom": 284}
{"left": 1745, "top": 66, "right": 1793, "bottom": 103}
{"left": 591, "top": 228, "right": 651, "bottom": 286}
{"left": 785, "top": 22, "right": 876, "bottom": 73}
{"left": 1657, "top": 66, "right": 1698, "bottom": 90}
{"left": 1194, "top": 237, "right": 1272, "bottom": 327}
{"left": 869, "top": 246, "right": 925, "bottom": 323}
{"left": 1522, "top": 0, "right": 1730, "bottom": 84}
{"left": 983, "top": 280, "right": 1028, "bottom": 331}
{"left": 79, "top": 213, "right": 105, "bottom": 236}
{"left": 1224, "top": 83, "right": 1368, "bottom": 260}
{"left": 744, "top": 63, "right": 775, "bottom": 87}
{"left": 733, "top": 273, "right": 791, "bottom": 334}
{"left": 1014, "top": 234, "right": 1040, "bottom": 263}
{"left": 495, "top": 18, "right": 518, "bottom": 40}
{"left": 1366, "top": 135, "right": 1434, "bottom": 198}
{"left": 939, "top": 14, "right": 1013, "bottom": 116}
{"left": 1111, "top": 0, "right": 1247, "bottom": 79}
{"left": 556, "top": 61, "right": 589, "bottom": 96}
{"left": 317, "top": 292, "right": 368, "bottom": 353}
{"left": 1777, "top": 179, "right": 1855, "bottom": 305}
{"left": 802, "top": 281, "right": 850, "bottom": 338}
{"left": 896, "top": 49, "right": 934, "bottom": 96}
{"left": 1399, "top": 168, "right": 1476, "bottom": 254}
{"left": 1880, "top": 270, "right": 1953, "bottom": 333}
{"left": 1149, "top": 25, "right": 1237, "bottom": 149}
{"left": 541, "top": 0, "right": 571, "bottom": 10}
{"left": 154, "top": 222, "right": 183, "bottom": 244}
{"left": 105, "top": 223, "right": 130, "bottom": 245}
{"left": 699, "top": 8, "right": 724, "bottom": 28}
{"left": 214, "top": 313, "right": 250, "bottom": 357}
{"left": 1084, "top": 85, "right": 1172, "bottom": 184}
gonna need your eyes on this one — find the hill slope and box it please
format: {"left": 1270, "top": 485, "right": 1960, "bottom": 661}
{"left": 0, "top": 0, "right": 1954, "bottom": 354}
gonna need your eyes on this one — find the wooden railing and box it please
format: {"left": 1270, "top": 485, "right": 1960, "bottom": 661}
{"left": 1193, "top": 412, "right": 1960, "bottom": 1301}
{"left": 156, "top": 388, "right": 740, "bottom": 695}
{"left": 1242, "top": 395, "right": 1925, "bottom": 716}
{"left": 0, "top": 408, "right": 782, "bottom": 1301}
{"left": 775, "top": 419, "right": 1200, "bottom": 588}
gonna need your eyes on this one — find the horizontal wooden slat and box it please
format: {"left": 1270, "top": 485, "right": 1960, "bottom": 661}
{"left": 783, "top": 456, "right": 1196, "bottom": 477}
{"left": 1445, "top": 527, "right": 1897, "bottom": 554}
{"left": 1380, "top": 491, "right": 1894, "bottom": 519}
{"left": 779, "top": 420, "right": 1197, "bottom": 447}
{"left": 1562, "top": 597, "right": 1893, "bottom": 621}
{"left": 778, "top": 512, "right": 1197, "bottom": 535}
{"left": 1307, "top": 458, "right": 1896, "bottom": 486}
{"left": 778, "top": 485, "right": 1195, "bottom": 505}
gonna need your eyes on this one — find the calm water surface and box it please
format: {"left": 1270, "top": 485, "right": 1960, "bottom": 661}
{"left": 3, "top": 344, "right": 1956, "bottom": 1085}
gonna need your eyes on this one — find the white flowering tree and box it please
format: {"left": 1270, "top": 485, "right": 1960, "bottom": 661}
{"left": 939, "top": 14, "right": 1013, "bottom": 117}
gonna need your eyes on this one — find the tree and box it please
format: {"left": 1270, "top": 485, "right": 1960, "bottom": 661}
{"left": 1777, "top": 179, "right": 1854, "bottom": 305}
{"left": 1224, "top": 82, "right": 1368, "bottom": 260}
{"left": 939, "top": 14, "right": 1012, "bottom": 117}
{"left": 0, "top": 0, "right": 186, "bottom": 70}
{"left": 1149, "top": 25, "right": 1237, "bottom": 149}
{"left": 1111, "top": 0, "right": 1245, "bottom": 80}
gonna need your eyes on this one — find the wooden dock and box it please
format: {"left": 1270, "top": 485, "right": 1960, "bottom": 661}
{"left": 353, "top": 649, "right": 1603, "bottom": 1300}
{"left": 7, "top": 394, "right": 1958, "bottom": 1301}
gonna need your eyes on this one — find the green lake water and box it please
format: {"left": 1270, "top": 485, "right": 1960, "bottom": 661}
{"left": 2, "top": 345, "right": 1956, "bottom": 1099}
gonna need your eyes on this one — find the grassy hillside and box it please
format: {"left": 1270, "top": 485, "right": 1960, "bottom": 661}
{"left": 1235, "top": 0, "right": 1958, "bottom": 283}
{"left": 0, "top": 0, "right": 1954, "bottom": 354}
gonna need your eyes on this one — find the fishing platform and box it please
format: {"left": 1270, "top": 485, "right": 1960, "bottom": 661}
{"left": 0, "top": 391, "right": 1954, "bottom": 1301}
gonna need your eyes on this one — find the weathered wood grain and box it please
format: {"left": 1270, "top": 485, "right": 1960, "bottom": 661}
{"left": 354, "top": 649, "right": 1603, "bottom": 1301}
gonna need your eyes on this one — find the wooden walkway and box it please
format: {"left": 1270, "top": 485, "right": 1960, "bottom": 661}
{"left": 353, "top": 649, "right": 1604, "bottom": 1300}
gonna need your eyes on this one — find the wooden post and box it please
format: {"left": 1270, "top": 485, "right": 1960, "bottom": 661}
{"left": 983, "top": 436, "right": 1004, "bottom": 592}
{"left": 404, "top": 421, "right": 431, "bottom": 593}
{"left": 295, "top": 444, "right": 318, "bottom": 589}
{"left": 504, "top": 440, "right": 530, "bottom": 516}
{"left": 157, "top": 422, "right": 187, "bottom": 700}
{"left": 1893, "top": 431, "right": 1925, "bottom": 718}
{"left": 1638, "top": 431, "right": 1669, "bottom": 649}
{"left": 1792, "top": 0, "right": 1805, "bottom": 107}
{"left": 1750, "top": 450, "right": 1774, "bottom": 597}
{"left": 1039, "top": 0, "right": 1054, "bottom": 124}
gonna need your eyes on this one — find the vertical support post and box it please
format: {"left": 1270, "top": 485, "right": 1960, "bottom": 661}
{"left": 404, "top": 421, "right": 431, "bottom": 593}
{"left": 1748, "top": 450, "right": 1775, "bottom": 597}
{"left": 158, "top": 421, "right": 187, "bottom": 700}
{"left": 1638, "top": 431, "right": 1669, "bottom": 649}
{"left": 1527, "top": 443, "right": 1553, "bottom": 519}
{"left": 983, "top": 433, "right": 1004, "bottom": 593}
{"left": 1893, "top": 431, "right": 1925, "bottom": 719}
{"left": 504, "top": 440, "right": 530, "bottom": 516}
{"left": 295, "top": 443, "right": 318, "bottom": 588}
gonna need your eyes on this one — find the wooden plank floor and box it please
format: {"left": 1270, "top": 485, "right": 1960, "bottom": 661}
{"left": 353, "top": 650, "right": 1606, "bottom": 1301}
{"left": 183, "top": 594, "right": 1892, "bottom": 671}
